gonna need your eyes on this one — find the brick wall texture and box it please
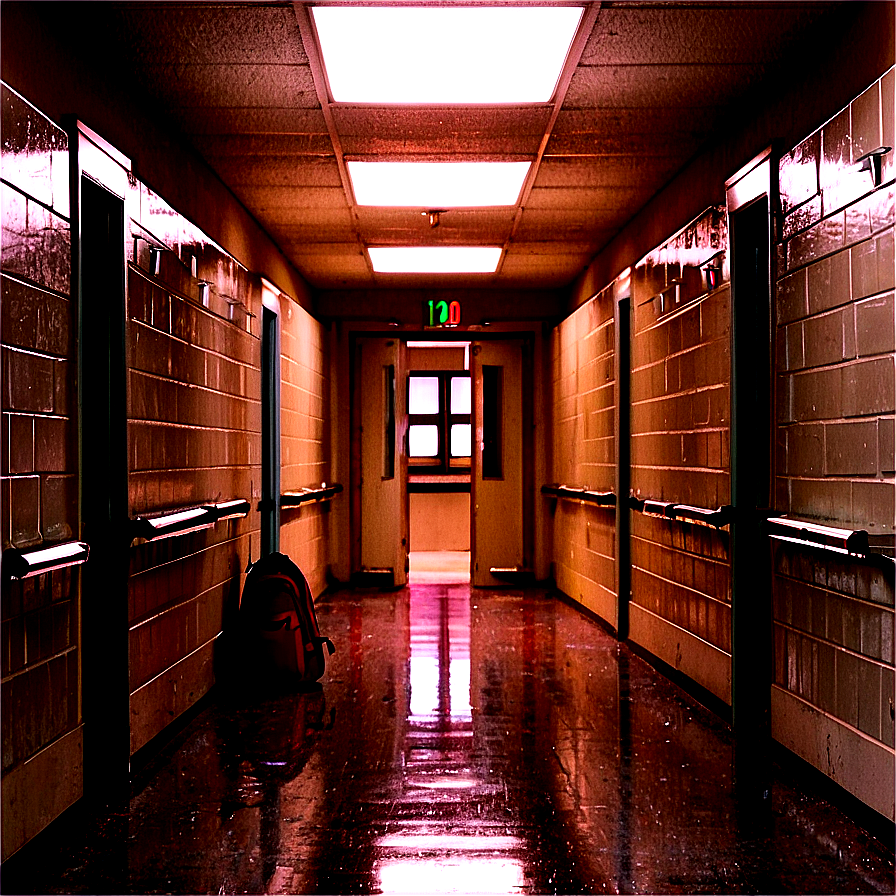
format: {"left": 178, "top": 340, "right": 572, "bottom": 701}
{"left": 550, "top": 284, "right": 617, "bottom": 617}
{"left": 279, "top": 300, "right": 331, "bottom": 597}
{"left": 772, "top": 70, "right": 895, "bottom": 751}
{"left": 549, "top": 73, "right": 895, "bottom": 758}
{"left": 1, "top": 85, "right": 79, "bottom": 781}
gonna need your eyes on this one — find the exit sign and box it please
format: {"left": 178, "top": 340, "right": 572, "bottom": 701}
{"left": 424, "top": 299, "right": 462, "bottom": 328}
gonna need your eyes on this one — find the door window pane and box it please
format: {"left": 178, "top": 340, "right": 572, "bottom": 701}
{"left": 409, "top": 424, "right": 439, "bottom": 457}
{"left": 450, "top": 375, "right": 471, "bottom": 414}
{"left": 450, "top": 423, "right": 471, "bottom": 458}
{"left": 409, "top": 376, "right": 440, "bottom": 414}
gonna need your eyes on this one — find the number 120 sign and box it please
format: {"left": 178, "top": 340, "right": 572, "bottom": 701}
{"left": 424, "top": 299, "right": 461, "bottom": 327}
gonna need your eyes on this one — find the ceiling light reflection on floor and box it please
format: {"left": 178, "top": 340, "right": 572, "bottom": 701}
{"left": 376, "top": 856, "right": 526, "bottom": 895}
{"left": 369, "top": 247, "right": 501, "bottom": 274}
{"left": 378, "top": 834, "right": 522, "bottom": 851}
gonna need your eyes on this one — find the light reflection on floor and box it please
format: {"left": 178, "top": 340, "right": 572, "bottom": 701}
{"left": 6, "top": 582, "right": 894, "bottom": 896}
{"left": 374, "top": 585, "right": 526, "bottom": 894}
{"left": 408, "top": 550, "right": 471, "bottom": 584}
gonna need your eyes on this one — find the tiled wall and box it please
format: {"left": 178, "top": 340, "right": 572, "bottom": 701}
{"left": 0, "top": 84, "right": 82, "bottom": 859}
{"left": 552, "top": 208, "right": 731, "bottom": 700}
{"left": 771, "top": 70, "right": 895, "bottom": 818}
{"left": 279, "top": 298, "right": 331, "bottom": 597}
{"left": 124, "top": 182, "right": 262, "bottom": 754}
{"left": 550, "top": 206, "right": 733, "bottom": 701}
{"left": 628, "top": 208, "right": 732, "bottom": 702}
{"left": 550, "top": 286, "right": 617, "bottom": 621}
{"left": 0, "top": 79, "right": 336, "bottom": 855}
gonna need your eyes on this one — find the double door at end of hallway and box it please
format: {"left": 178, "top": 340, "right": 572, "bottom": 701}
{"left": 355, "top": 337, "right": 528, "bottom": 587}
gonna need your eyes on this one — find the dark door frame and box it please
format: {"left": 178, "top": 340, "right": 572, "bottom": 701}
{"left": 261, "top": 299, "right": 281, "bottom": 556}
{"left": 74, "top": 125, "right": 131, "bottom": 804}
{"left": 726, "top": 148, "right": 775, "bottom": 745}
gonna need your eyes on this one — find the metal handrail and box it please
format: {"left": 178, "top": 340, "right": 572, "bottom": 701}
{"left": 281, "top": 483, "right": 343, "bottom": 508}
{"left": 541, "top": 484, "right": 616, "bottom": 506}
{"left": 211, "top": 499, "right": 251, "bottom": 520}
{"left": 4, "top": 541, "right": 90, "bottom": 579}
{"left": 629, "top": 496, "right": 733, "bottom": 528}
{"left": 764, "top": 516, "right": 870, "bottom": 556}
{"left": 130, "top": 498, "right": 251, "bottom": 542}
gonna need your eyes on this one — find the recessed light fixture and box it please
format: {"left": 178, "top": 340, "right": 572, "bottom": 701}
{"left": 348, "top": 161, "right": 531, "bottom": 207}
{"left": 311, "top": 6, "right": 583, "bottom": 104}
{"left": 368, "top": 247, "right": 501, "bottom": 274}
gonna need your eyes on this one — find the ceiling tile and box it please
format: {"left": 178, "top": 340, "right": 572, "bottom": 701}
{"left": 499, "top": 254, "right": 589, "bottom": 286}
{"left": 262, "top": 205, "right": 354, "bottom": 229}
{"left": 508, "top": 240, "right": 600, "bottom": 257}
{"left": 334, "top": 107, "right": 550, "bottom": 157}
{"left": 291, "top": 253, "right": 374, "bottom": 289}
{"left": 198, "top": 134, "right": 334, "bottom": 157}
{"left": 526, "top": 186, "right": 653, "bottom": 211}
{"left": 178, "top": 107, "right": 328, "bottom": 136}
{"left": 565, "top": 63, "right": 768, "bottom": 110}
{"left": 236, "top": 186, "right": 348, "bottom": 211}
{"left": 534, "top": 156, "right": 683, "bottom": 190}
{"left": 516, "top": 207, "right": 621, "bottom": 234}
{"left": 582, "top": 5, "right": 834, "bottom": 66}
{"left": 211, "top": 156, "right": 342, "bottom": 189}
{"left": 548, "top": 109, "right": 706, "bottom": 157}
{"left": 112, "top": 5, "right": 308, "bottom": 65}
{"left": 135, "top": 63, "right": 319, "bottom": 110}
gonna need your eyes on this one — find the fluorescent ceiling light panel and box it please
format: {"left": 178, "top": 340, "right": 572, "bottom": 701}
{"left": 369, "top": 247, "right": 501, "bottom": 274}
{"left": 311, "top": 6, "right": 583, "bottom": 104}
{"left": 348, "top": 161, "right": 531, "bottom": 207}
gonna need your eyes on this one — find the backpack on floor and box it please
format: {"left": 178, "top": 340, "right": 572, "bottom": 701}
{"left": 239, "top": 552, "right": 335, "bottom": 683}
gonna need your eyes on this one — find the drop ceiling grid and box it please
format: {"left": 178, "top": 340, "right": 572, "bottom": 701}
{"left": 85, "top": 1, "right": 846, "bottom": 289}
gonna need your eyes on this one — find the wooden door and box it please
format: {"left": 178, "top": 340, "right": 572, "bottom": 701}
{"left": 358, "top": 338, "right": 408, "bottom": 586}
{"left": 471, "top": 340, "right": 524, "bottom": 586}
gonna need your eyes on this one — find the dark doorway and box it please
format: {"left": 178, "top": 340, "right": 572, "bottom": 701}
{"left": 729, "top": 193, "right": 773, "bottom": 742}
{"left": 261, "top": 305, "right": 281, "bottom": 556}
{"left": 78, "top": 174, "right": 129, "bottom": 801}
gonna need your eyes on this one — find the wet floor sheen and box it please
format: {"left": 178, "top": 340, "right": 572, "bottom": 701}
{"left": 6, "top": 585, "right": 894, "bottom": 895}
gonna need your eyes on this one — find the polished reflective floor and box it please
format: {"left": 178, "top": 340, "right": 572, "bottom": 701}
{"left": 4, "top": 582, "right": 894, "bottom": 895}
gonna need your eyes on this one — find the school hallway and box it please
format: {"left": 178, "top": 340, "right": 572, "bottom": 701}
{"left": 2, "top": 569, "right": 892, "bottom": 896}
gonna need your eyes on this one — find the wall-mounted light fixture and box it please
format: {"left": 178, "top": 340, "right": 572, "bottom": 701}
{"left": 857, "top": 146, "right": 892, "bottom": 188}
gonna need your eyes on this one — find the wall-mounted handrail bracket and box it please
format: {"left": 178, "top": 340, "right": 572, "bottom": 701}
{"left": 3, "top": 541, "right": 91, "bottom": 580}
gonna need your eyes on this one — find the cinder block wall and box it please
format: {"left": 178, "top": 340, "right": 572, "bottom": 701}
{"left": 548, "top": 72, "right": 895, "bottom": 819}
{"left": 550, "top": 286, "right": 617, "bottom": 622}
{"left": 770, "top": 69, "right": 895, "bottom": 820}
{"left": 279, "top": 299, "right": 332, "bottom": 596}
{"left": 628, "top": 208, "right": 733, "bottom": 703}
{"left": 125, "top": 181, "right": 262, "bottom": 755}
{"left": 0, "top": 85, "right": 82, "bottom": 860}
